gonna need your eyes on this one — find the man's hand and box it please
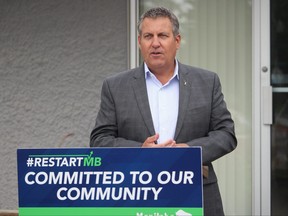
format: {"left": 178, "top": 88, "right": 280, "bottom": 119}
{"left": 175, "top": 143, "right": 189, "bottom": 147}
{"left": 142, "top": 134, "right": 176, "bottom": 147}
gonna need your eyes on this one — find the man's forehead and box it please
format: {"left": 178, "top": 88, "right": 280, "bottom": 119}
{"left": 141, "top": 17, "right": 173, "bottom": 31}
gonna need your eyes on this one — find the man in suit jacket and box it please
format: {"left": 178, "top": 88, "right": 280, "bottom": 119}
{"left": 90, "top": 7, "right": 237, "bottom": 216}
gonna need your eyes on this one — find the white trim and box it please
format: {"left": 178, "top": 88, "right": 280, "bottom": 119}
{"left": 128, "top": 0, "right": 139, "bottom": 69}
{"left": 253, "top": 0, "right": 272, "bottom": 215}
{"left": 252, "top": 0, "right": 261, "bottom": 214}
{"left": 253, "top": 0, "right": 271, "bottom": 215}
{"left": 260, "top": 0, "right": 271, "bottom": 215}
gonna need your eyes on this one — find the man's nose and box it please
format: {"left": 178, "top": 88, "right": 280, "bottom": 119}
{"left": 151, "top": 36, "right": 160, "bottom": 47}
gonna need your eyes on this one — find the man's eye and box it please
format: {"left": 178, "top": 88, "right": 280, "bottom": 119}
{"left": 144, "top": 35, "right": 152, "bottom": 39}
{"left": 160, "top": 34, "right": 168, "bottom": 38}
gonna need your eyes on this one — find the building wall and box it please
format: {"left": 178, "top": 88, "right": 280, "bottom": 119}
{"left": 0, "top": 0, "right": 128, "bottom": 209}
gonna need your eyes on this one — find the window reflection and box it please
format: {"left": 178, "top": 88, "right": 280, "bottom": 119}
{"left": 271, "top": 0, "right": 288, "bottom": 86}
{"left": 271, "top": 0, "right": 288, "bottom": 215}
{"left": 272, "top": 92, "right": 288, "bottom": 215}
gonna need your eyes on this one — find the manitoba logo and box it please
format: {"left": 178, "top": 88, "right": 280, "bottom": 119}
{"left": 136, "top": 209, "right": 192, "bottom": 216}
{"left": 176, "top": 209, "right": 192, "bottom": 216}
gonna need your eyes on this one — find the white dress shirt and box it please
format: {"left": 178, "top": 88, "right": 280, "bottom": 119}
{"left": 144, "top": 61, "right": 179, "bottom": 144}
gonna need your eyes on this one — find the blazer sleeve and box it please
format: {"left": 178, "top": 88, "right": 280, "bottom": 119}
{"left": 186, "top": 73, "right": 237, "bottom": 165}
{"left": 90, "top": 78, "right": 142, "bottom": 148}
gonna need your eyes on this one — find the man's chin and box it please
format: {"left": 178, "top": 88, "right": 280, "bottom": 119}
{"left": 146, "top": 61, "right": 166, "bottom": 71}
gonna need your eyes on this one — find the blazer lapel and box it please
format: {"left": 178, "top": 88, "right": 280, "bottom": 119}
{"left": 131, "top": 66, "right": 156, "bottom": 136}
{"left": 174, "top": 66, "right": 190, "bottom": 140}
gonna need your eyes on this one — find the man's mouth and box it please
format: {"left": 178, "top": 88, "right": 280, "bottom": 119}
{"left": 150, "top": 51, "right": 162, "bottom": 56}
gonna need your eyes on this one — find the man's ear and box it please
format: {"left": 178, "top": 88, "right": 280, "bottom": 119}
{"left": 138, "top": 35, "right": 141, "bottom": 46}
{"left": 176, "top": 34, "right": 181, "bottom": 49}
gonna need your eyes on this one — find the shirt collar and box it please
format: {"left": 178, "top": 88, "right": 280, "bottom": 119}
{"left": 144, "top": 59, "right": 179, "bottom": 81}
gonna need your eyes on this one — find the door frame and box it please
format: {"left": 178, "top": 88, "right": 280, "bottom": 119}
{"left": 253, "top": 0, "right": 271, "bottom": 215}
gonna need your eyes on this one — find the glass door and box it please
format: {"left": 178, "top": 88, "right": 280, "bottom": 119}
{"left": 271, "top": 0, "right": 288, "bottom": 215}
{"left": 137, "top": 1, "right": 252, "bottom": 215}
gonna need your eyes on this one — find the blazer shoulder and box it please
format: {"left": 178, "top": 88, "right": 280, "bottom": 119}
{"left": 179, "top": 63, "right": 217, "bottom": 78}
{"left": 105, "top": 66, "right": 144, "bottom": 82}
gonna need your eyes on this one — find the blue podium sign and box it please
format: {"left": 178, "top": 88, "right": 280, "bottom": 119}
{"left": 17, "top": 147, "right": 203, "bottom": 216}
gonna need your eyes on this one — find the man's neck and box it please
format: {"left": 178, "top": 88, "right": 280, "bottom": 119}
{"left": 147, "top": 63, "right": 176, "bottom": 85}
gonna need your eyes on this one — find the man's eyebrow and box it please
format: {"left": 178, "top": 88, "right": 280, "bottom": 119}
{"left": 158, "top": 32, "right": 169, "bottom": 35}
{"left": 143, "top": 32, "right": 169, "bottom": 35}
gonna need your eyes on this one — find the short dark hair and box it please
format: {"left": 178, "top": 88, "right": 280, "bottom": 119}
{"left": 137, "top": 7, "right": 180, "bottom": 37}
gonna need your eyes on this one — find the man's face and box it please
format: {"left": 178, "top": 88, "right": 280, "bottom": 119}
{"left": 138, "top": 17, "right": 181, "bottom": 73}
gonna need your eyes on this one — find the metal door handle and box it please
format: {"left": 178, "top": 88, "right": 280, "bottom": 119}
{"left": 262, "top": 86, "right": 272, "bottom": 125}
